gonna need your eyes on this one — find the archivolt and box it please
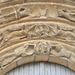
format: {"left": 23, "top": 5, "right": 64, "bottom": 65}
{"left": 0, "top": 40, "right": 75, "bottom": 75}
{"left": 0, "top": 0, "right": 75, "bottom": 75}
{"left": 0, "top": 20, "right": 75, "bottom": 75}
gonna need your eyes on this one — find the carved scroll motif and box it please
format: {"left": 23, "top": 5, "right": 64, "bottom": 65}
{"left": 0, "top": 40, "right": 74, "bottom": 69}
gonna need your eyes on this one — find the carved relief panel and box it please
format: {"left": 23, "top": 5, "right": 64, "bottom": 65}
{"left": 0, "top": 0, "right": 75, "bottom": 75}
{"left": 0, "top": 22, "right": 75, "bottom": 49}
{"left": 0, "top": 4, "right": 75, "bottom": 25}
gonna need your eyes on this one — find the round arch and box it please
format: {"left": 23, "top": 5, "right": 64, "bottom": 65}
{"left": 0, "top": 40, "right": 75, "bottom": 75}
{"left": 0, "top": 0, "right": 75, "bottom": 75}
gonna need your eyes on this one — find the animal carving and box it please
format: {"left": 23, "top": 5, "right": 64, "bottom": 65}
{"left": 0, "top": 23, "right": 75, "bottom": 48}
{"left": 0, "top": 5, "right": 75, "bottom": 24}
{"left": 58, "top": 9, "right": 75, "bottom": 22}
{"left": 0, "top": 6, "right": 34, "bottom": 24}
{"left": 50, "top": 44, "right": 71, "bottom": 58}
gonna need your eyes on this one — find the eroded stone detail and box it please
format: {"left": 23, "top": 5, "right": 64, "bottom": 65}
{"left": 58, "top": 9, "right": 75, "bottom": 22}
{"left": 0, "top": 4, "right": 75, "bottom": 24}
{"left": 0, "top": 40, "right": 74, "bottom": 70}
{"left": 0, "top": 22, "right": 75, "bottom": 48}
{"left": 0, "top": 1, "right": 75, "bottom": 75}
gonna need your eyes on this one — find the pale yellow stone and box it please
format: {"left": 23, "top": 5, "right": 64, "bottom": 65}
{"left": 49, "top": 55, "right": 68, "bottom": 67}
{"left": 68, "top": 61, "right": 75, "bottom": 71}
{"left": 35, "top": 54, "right": 49, "bottom": 61}
{"left": 17, "top": 55, "right": 35, "bottom": 66}
{"left": 0, "top": 0, "right": 75, "bottom": 74}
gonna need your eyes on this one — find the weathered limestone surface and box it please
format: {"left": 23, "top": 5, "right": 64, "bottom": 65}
{"left": 0, "top": 0, "right": 75, "bottom": 75}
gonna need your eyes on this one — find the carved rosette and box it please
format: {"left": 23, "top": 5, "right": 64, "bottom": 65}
{"left": 0, "top": 0, "right": 75, "bottom": 75}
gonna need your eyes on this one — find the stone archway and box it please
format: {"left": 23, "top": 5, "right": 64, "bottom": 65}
{"left": 0, "top": 0, "right": 75, "bottom": 75}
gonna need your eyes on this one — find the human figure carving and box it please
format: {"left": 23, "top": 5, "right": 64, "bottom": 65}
{"left": 34, "top": 24, "right": 50, "bottom": 37}
{"left": 35, "top": 41, "right": 51, "bottom": 54}
{"left": 23, "top": 44, "right": 35, "bottom": 56}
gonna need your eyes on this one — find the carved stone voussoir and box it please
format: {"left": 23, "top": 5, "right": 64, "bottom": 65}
{"left": 0, "top": 22, "right": 75, "bottom": 49}
{"left": 0, "top": 3, "right": 75, "bottom": 25}
{"left": 0, "top": 40, "right": 75, "bottom": 74}
{"left": 0, "top": 1, "right": 75, "bottom": 75}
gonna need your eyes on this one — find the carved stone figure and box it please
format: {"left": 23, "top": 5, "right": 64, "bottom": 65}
{"left": 58, "top": 9, "right": 75, "bottom": 22}
{"left": 34, "top": 24, "right": 50, "bottom": 37}
{"left": 0, "top": 4, "right": 75, "bottom": 25}
{"left": 17, "top": 6, "right": 34, "bottom": 19}
{"left": 0, "top": 0, "right": 75, "bottom": 74}
{"left": 35, "top": 41, "right": 51, "bottom": 54}
{"left": 0, "top": 45, "right": 26, "bottom": 68}
{"left": 0, "top": 25, "right": 26, "bottom": 47}
{"left": 0, "top": 40, "right": 75, "bottom": 72}
{"left": 50, "top": 44, "right": 71, "bottom": 58}
{"left": 23, "top": 43, "right": 35, "bottom": 56}
{"left": 54, "top": 29, "right": 75, "bottom": 42}
{"left": 0, "top": 8, "right": 17, "bottom": 24}
{"left": 0, "top": 22, "right": 75, "bottom": 48}
{"left": 0, "top": 6, "right": 34, "bottom": 24}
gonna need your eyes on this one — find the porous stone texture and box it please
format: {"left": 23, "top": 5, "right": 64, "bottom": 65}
{"left": 0, "top": 0, "right": 75, "bottom": 75}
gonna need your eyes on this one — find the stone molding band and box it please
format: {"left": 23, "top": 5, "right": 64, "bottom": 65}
{"left": 0, "top": 40, "right": 75, "bottom": 75}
